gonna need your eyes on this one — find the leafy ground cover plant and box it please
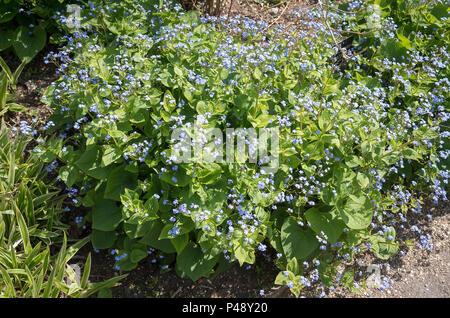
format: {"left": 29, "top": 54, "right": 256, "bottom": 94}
{"left": 0, "top": 0, "right": 79, "bottom": 62}
{"left": 35, "top": 0, "right": 448, "bottom": 296}
{"left": 0, "top": 123, "right": 126, "bottom": 297}
{"left": 0, "top": 0, "right": 81, "bottom": 116}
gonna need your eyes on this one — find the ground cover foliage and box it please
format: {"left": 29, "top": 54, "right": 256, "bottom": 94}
{"left": 17, "top": 0, "right": 450, "bottom": 296}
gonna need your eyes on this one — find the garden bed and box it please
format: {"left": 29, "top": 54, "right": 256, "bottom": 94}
{"left": 1, "top": 0, "right": 448, "bottom": 298}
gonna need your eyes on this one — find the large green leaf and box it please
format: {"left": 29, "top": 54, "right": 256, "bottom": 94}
{"left": 305, "top": 208, "right": 345, "bottom": 244}
{"left": 101, "top": 145, "right": 121, "bottom": 167}
{"left": 92, "top": 198, "right": 122, "bottom": 231}
{"left": 139, "top": 220, "right": 176, "bottom": 253}
{"left": 58, "top": 165, "right": 81, "bottom": 187}
{"left": 175, "top": 243, "right": 219, "bottom": 281}
{"left": 171, "top": 233, "right": 189, "bottom": 254}
{"left": 124, "top": 217, "right": 154, "bottom": 239}
{"left": 369, "top": 227, "right": 398, "bottom": 260}
{"left": 104, "top": 167, "right": 138, "bottom": 201}
{"left": 160, "top": 167, "right": 191, "bottom": 187}
{"left": 0, "top": 29, "right": 14, "bottom": 51}
{"left": 377, "top": 39, "right": 407, "bottom": 62}
{"left": 234, "top": 242, "right": 255, "bottom": 266}
{"left": 196, "top": 163, "right": 223, "bottom": 185}
{"left": 13, "top": 25, "right": 47, "bottom": 61}
{"left": 281, "top": 217, "right": 319, "bottom": 260}
{"left": 130, "top": 249, "right": 147, "bottom": 263}
{"left": 0, "top": 5, "right": 17, "bottom": 23}
{"left": 91, "top": 229, "right": 117, "bottom": 249}
{"left": 75, "top": 145, "right": 111, "bottom": 179}
{"left": 337, "top": 194, "right": 373, "bottom": 230}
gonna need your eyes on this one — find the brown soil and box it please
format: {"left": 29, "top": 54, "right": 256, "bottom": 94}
{"left": 339, "top": 200, "right": 450, "bottom": 298}
{"left": 0, "top": 46, "right": 58, "bottom": 131}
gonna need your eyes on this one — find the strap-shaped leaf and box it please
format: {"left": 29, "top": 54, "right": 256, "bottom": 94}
{"left": 0, "top": 56, "right": 13, "bottom": 82}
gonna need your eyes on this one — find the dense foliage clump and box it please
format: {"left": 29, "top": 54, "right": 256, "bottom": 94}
{"left": 0, "top": 124, "right": 126, "bottom": 297}
{"left": 0, "top": 0, "right": 81, "bottom": 61}
{"left": 30, "top": 0, "right": 449, "bottom": 296}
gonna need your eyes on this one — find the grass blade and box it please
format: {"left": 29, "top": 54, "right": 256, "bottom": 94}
{"left": 13, "top": 59, "right": 29, "bottom": 86}
{"left": 8, "top": 145, "right": 15, "bottom": 186}
{"left": 12, "top": 201, "right": 32, "bottom": 254}
{"left": 63, "top": 235, "right": 90, "bottom": 264}
{"left": 80, "top": 253, "right": 91, "bottom": 289}
{"left": 0, "top": 265, "right": 16, "bottom": 297}
{"left": 83, "top": 274, "right": 128, "bottom": 298}
{"left": 0, "top": 73, "right": 7, "bottom": 110}
{"left": 0, "top": 57, "right": 13, "bottom": 82}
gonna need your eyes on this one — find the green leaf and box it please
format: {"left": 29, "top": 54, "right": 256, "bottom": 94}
{"left": 64, "top": 235, "right": 91, "bottom": 264}
{"left": 75, "top": 145, "right": 111, "bottom": 179}
{"left": 101, "top": 146, "right": 121, "bottom": 167}
{"left": 0, "top": 73, "right": 7, "bottom": 109}
{"left": 303, "top": 141, "right": 324, "bottom": 160}
{"left": 183, "top": 87, "right": 193, "bottom": 102}
{"left": 369, "top": 227, "right": 398, "bottom": 260}
{"left": 175, "top": 243, "right": 219, "bottom": 281}
{"left": 402, "top": 148, "right": 421, "bottom": 160}
{"left": 97, "top": 288, "right": 113, "bottom": 298}
{"left": 346, "top": 155, "right": 363, "bottom": 168}
{"left": 91, "top": 229, "right": 117, "bottom": 249}
{"left": 281, "top": 217, "right": 319, "bottom": 260}
{"left": 160, "top": 167, "right": 191, "bottom": 187}
{"left": 286, "top": 258, "right": 300, "bottom": 275}
{"left": 337, "top": 194, "right": 373, "bottom": 230}
{"left": 341, "top": 269, "right": 354, "bottom": 287}
{"left": 173, "top": 65, "right": 183, "bottom": 77}
{"left": 146, "top": 88, "right": 162, "bottom": 105}
{"left": 124, "top": 218, "right": 154, "bottom": 239}
{"left": 59, "top": 165, "right": 81, "bottom": 187}
{"left": 234, "top": 242, "right": 255, "bottom": 266}
{"left": 320, "top": 187, "right": 338, "bottom": 206}
{"left": 13, "top": 202, "right": 32, "bottom": 254}
{"left": 104, "top": 167, "right": 138, "bottom": 201}
{"left": 0, "top": 29, "right": 14, "bottom": 51}
{"left": 196, "top": 100, "right": 212, "bottom": 114}
{"left": 0, "top": 56, "right": 13, "bottom": 82}
{"left": 377, "top": 39, "right": 407, "bottom": 62}
{"left": 81, "top": 253, "right": 92, "bottom": 289}
{"left": 196, "top": 164, "right": 223, "bottom": 185}
{"left": 171, "top": 233, "right": 189, "bottom": 254}
{"left": 163, "top": 90, "right": 176, "bottom": 113}
{"left": 144, "top": 196, "right": 159, "bottom": 218}
{"left": 130, "top": 249, "right": 147, "bottom": 263}
{"left": 396, "top": 33, "right": 411, "bottom": 49}
{"left": 0, "top": 5, "right": 17, "bottom": 23}
{"left": 158, "top": 218, "right": 195, "bottom": 239}
{"left": 305, "top": 208, "right": 345, "bottom": 244}
{"left": 139, "top": 220, "right": 176, "bottom": 253}
{"left": 274, "top": 270, "right": 295, "bottom": 286}
{"left": 318, "top": 109, "right": 333, "bottom": 132}
{"left": 12, "top": 59, "right": 28, "bottom": 85}
{"left": 5, "top": 103, "right": 27, "bottom": 112}
{"left": 431, "top": 4, "right": 449, "bottom": 20}
{"left": 92, "top": 198, "right": 122, "bottom": 231}
{"left": 356, "top": 173, "right": 370, "bottom": 189}
{"left": 13, "top": 25, "right": 47, "bottom": 61}
{"left": 83, "top": 274, "right": 127, "bottom": 298}
{"left": 253, "top": 67, "right": 262, "bottom": 80}
{"left": 248, "top": 113, "right": 275, "bottom": 128}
